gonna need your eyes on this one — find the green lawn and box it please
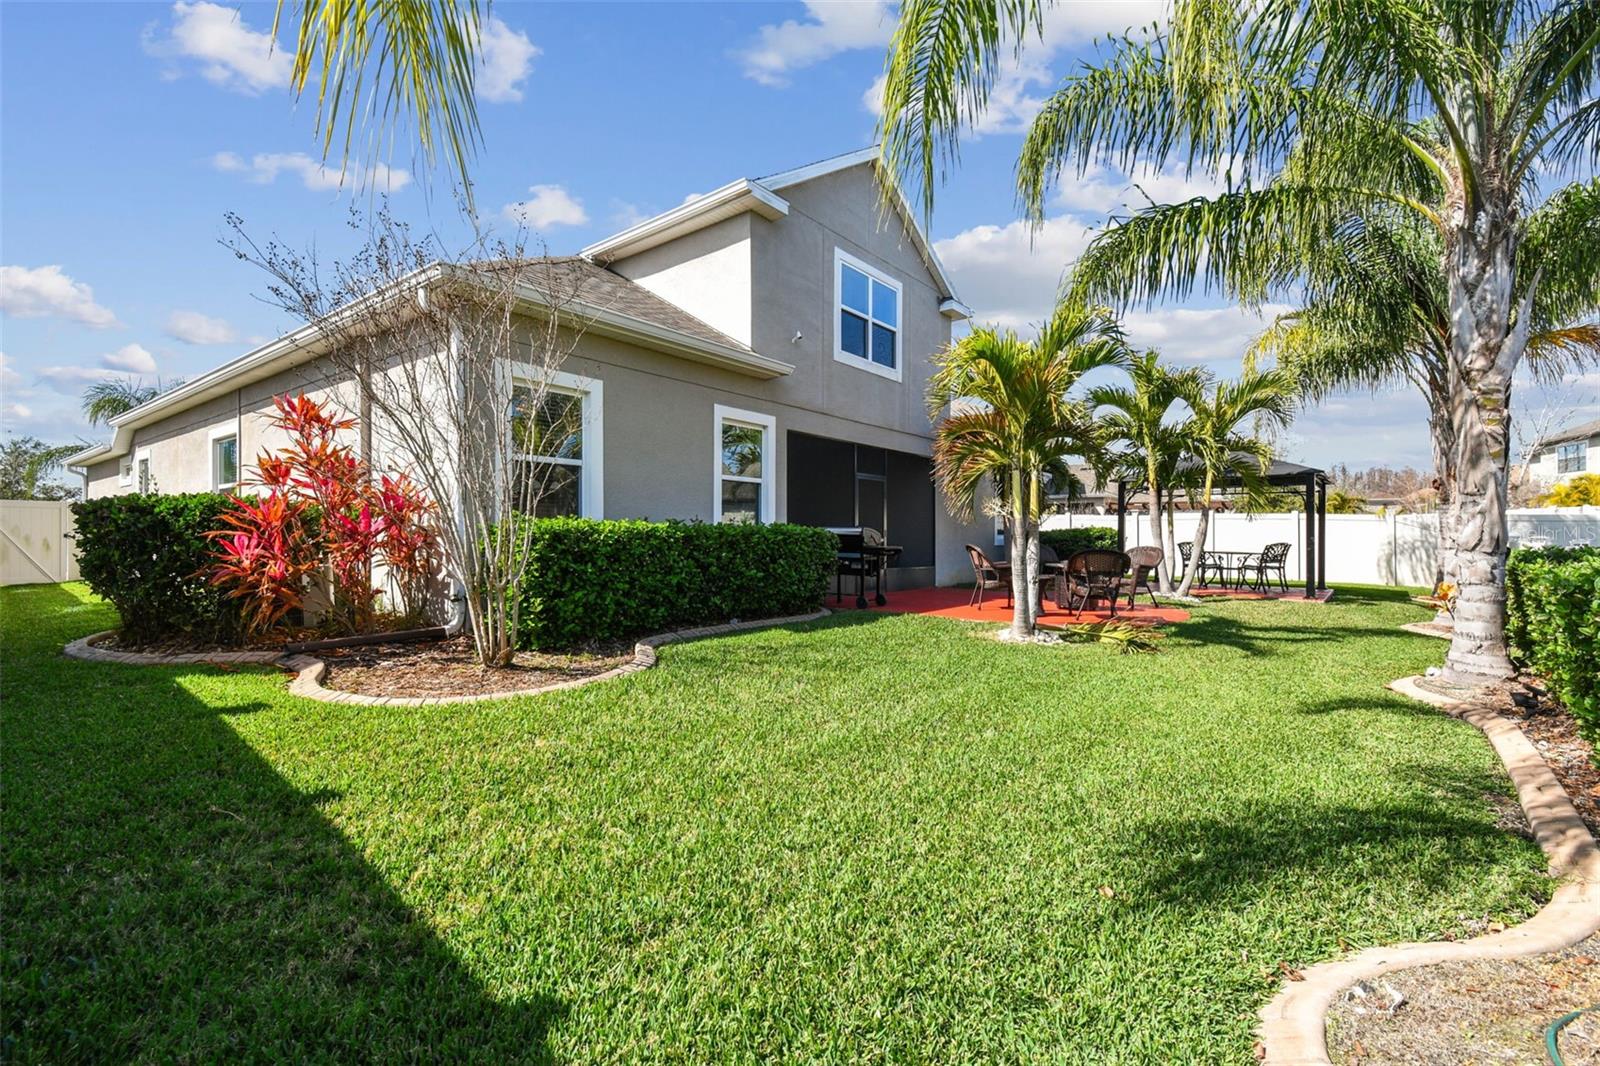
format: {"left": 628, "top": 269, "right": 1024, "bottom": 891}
{"left": 2, "top": 582, "right": 1547, "bottom": 1063}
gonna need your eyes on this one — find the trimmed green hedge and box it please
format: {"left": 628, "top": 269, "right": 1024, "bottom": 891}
{"left": 72, "top": 493, "right": 246, "bottom": 645}
{"left": 1039, "top": 526, "right": 1119, "bottom": 557}
{"left": 1506, "top": 545, "right": 1600, "bottom": 739}
{"left": 511, "top": 518, "right": 838, "bottom": 650}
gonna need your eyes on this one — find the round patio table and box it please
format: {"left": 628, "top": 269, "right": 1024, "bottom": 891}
{"left": 1201, "top": 550, "right": 1260, "bottom": 589}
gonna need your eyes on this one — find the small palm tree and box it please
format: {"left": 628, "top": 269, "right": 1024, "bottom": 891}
{"left": 1087, "top": 352, "right": 1206, "bottom": 593}
{"left": 1172, "top": 367, "right": 1299, "bottom": 596}
{"left": 928, "top": 303, "right": 1127, "bottom": 638}
{"left": 81, "top": 379, "right": 162, "bottom": 427}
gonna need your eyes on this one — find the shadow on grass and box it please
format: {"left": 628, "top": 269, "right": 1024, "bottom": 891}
{"left": 2, "top": 583, "right": 564, "bottom": 1062}
{"left": 1168, "top": 614, "right": 1419, "bottom": 657}
{"left": 1126, "top": 798, "right": 1540, "bottom": 912}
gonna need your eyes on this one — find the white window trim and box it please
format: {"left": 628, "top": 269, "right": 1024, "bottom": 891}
{"left": 505, "top": 365, "right": 604, "bottom": 519}
{"left": 712, "top": 404, "right": 776, "bottom": 525}
{"left": 833, "top": 247, "right": 904, "bottom": 383}
{"left": 118, "top": 456, "right": 134, "bottom": 487}
{"left": 134, "top": 448, "right": 153, "bottom": 494}
{"left": 208, "top": 424, "right": 240, "bottom": 491}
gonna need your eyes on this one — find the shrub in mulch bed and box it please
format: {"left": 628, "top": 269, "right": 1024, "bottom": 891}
{"left": 1505, "top": 546, "right": 1600, "bottom": 743}
{"left": 318, "top": 637, "right": 634, "bottom": 699}
{"left": 507, "top": 518, "right": 837, "bottom": 651}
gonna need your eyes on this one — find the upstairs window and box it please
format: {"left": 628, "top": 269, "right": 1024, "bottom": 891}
{"left": 1557, "top": 441, "right": 1586, "bottom": 474}
{"left": 835, "top": 249, "right": 901, "bottom": 381}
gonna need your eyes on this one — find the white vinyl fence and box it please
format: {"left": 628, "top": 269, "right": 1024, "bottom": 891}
{"left": 1043, "top": 505, "right": 1600, "bottom": 588}
{"left": 1, "top": 500, "right": 80, "bottom": 586}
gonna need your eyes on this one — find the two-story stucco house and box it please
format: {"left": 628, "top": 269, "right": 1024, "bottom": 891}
{"left": 1525, "top": 417, "right": 1600, "bottom": 490}
{"left": 66, "top": 148, "right": 990, "bottom": 588}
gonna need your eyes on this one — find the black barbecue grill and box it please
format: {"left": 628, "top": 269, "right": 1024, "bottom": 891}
{"left": 827, "top": 527, "right": 903, "bottom": 608}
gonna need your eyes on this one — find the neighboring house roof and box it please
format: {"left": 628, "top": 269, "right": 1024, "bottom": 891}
{"left": 581, "top": 145, "right": 971, "bottom": 319}
{"left": 67, "top": 257, "right": 793, "bottom": 470}
{"left": 1536, "top": 417, "right": 1600, "bottom": 450}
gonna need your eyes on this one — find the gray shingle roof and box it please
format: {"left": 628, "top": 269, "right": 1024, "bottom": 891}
{"left": 1540, "top": 417, "right": 1600, "bottom": 448}
{"left": 480, "top": 256, "right": 753, "bottom": 353}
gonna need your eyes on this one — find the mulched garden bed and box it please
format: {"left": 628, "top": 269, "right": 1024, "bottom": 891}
{"left": 318, "top": 636, "right": 634, "bottom": 698}
{"left": 1326, "top": 934, "right": 1600, "bottom": 1064}
{"left": 91, "top": 632, "right": 284, "bottom": 656}
{"left": 1483, "top": 677, "right": 1600, "bottom": 841}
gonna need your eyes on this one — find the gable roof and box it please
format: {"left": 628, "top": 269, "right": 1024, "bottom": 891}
{"left": 581, "top": 146, "right": 969, "bottom": 317}
{"left": 1537, "top": 417, "right": 1600, "bottom": 449}
{"left": 66, "top": 258, "right": 792, "bottom": 470}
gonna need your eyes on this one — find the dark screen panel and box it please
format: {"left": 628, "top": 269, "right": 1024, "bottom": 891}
{"left": 787, "top": 431, "right": 856, "bottom": 528}
{"left": 855, "top": 445, "right": 887, "bottom": 477}
{"left": 856, "top": 477, "right": 887, "bottom": 538}
{"left": 887, "top": 450, "right": 935, "bottom": 568}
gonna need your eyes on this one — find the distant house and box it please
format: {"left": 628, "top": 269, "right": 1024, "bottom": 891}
{"left": 1525, "top": 417, "right": 1599, "bottom": 488}
{"left": 65, "top": 148, "right": 990, "bottom": 587}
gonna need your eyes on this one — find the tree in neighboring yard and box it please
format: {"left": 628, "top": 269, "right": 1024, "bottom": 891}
{"left": 880, "top": 0, "right": 1599, "bottom": 682}
{"left": 1088, "top": 351, "right": 1205, "bottom": 593}
{"left": 1540, "top": 473, "right": 1600, "bottom": 506}
{"left": 225, "top": 206, "right": 591, "bottom": 665}
{"left": 81, "top": 379, "right": 162, "bottom": 427}
{"left": 927, "top": 303, "right": 1127, "bottom": 638}
{"left": 1172, "top": 366, "right": 1298, "bottom": 596}
{"left": 0, "top": 437, "right": 81, "bottom": 501}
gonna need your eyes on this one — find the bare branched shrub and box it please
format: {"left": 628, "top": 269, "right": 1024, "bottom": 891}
{"left": 226, "top": 204, "right": 593, "bottom": 665}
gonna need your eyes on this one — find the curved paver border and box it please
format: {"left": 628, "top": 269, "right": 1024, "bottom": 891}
{"left": 1257, "top": 675, "right": 1600, "bottom": 1065}
{"left": 64, "top": 609, "right": 832, "bottom": 708}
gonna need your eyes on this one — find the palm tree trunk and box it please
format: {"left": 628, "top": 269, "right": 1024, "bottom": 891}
{"left": 1010, "top": 468, "right": 1031, "bottom": 638}
{"left": 1427, "top": 400, "right": 1459, "bottom": 622}
{"left": 1442, "top": 205, "right": 1527, "bottom": 683}
{"left": 1147, "top": 460, "right": 1172, "bottom": 593}
{"left": 1176, "top": 476, "right": 1213, "bottom": 597}
{"left": 1027, "top": 470, "right": 1043, "bottom": 627}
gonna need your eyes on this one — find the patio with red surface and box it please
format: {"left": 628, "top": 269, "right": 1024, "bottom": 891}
{"left": 841, "top": 585, "right": 1190, "bottom": 626}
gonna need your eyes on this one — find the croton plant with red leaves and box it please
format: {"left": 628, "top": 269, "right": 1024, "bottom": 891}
{"left": 207, "top": 393, "right": 440, "bottom": 636}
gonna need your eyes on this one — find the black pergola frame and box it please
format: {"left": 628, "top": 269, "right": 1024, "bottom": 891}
{"left": 1114, "top": 460, "right": 1329, "bottom": 596}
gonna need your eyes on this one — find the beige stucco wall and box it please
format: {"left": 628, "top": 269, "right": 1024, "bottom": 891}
{"left": 78, "top": 162, "right": 989, "bottom": 585}
{"left": 1527, "top": 435, "right": 1598, "bottom": 488}
{"left": 611, "top": 215, "right": 755, "bottom": 347}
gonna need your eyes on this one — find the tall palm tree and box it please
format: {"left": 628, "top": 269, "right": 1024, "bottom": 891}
{"left": 81, "top": 380, "right": 162, "bottom": 427}
{"left": 1088, "top": 351, "right": 1206, "bottom": 592}
{"left": 1250, "top": 204, "right": 1600, "bottom": 593}
{"left": 1172, "top": 366, "right": 1299, "bottom": 596}
{"left": 880, "top": 0, "right": 1599, "bottom": 682}
{"left": 272, "top": 0, "right": 484, "bottom": 192}
{"left": 928, "top": 303, "right": 1127, "bottom": 637}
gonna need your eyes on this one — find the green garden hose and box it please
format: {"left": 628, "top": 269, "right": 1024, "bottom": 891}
{"left": 1546, "top": 1004, "right": 1596, "bottom": 1065}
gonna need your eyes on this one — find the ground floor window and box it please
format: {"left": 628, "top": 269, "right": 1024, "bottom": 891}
{"left": 507, "top": 370, "right": 603, "bottom": 519}
{"left": 136, "top": 452, "right": 152, "bottom": 494}
{"left": 714, "top": 405, "right": 775, "bottom": 524}
{"left": 211, "top": 432, "right": 238, "bottom": 491}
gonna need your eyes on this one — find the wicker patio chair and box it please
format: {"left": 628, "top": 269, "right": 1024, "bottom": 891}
{"left": 965, "top": 544, "right": 1007, "bottom": 608}
{"left": 1063, "top": 549, "right": 1131, "bottom": 617}
{"left": 1121, "top": 545, "right": 1163, "bottom": 607}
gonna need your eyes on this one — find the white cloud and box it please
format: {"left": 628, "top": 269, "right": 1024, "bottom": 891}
{"left": 0, "top": 265, "right": 120, "bottom": 329}
{"left": 212, "top": 151, "right": 412, "bottom": 192}
{"left": 101, "top": 343, "right": 158, "bottom": 374}
{"left": 1122, "top": 304, "right": 1293, "bottom": 364}
{"left": 608, "top": 200, "right": 651, "bottom": 229}
{"left": 0, "top": 352, "right": 21, "bottom": 392}
{"left": 145, "top": 1, "right": 292, "bottom": 94}
{"left": 477, "top": 16, "right": 539, "bottom": 102}
{"left": 165, "top": 309, "right": 237, "bottom": 345}
{"left": 861, "top": 73, "right": 888, "bottom": 116}
{"left": 1054, "top": 161, "right": 1232, "bottom": 217}
{"left": 1, "top": 401, "right": 33, "bottom": 423}
{"left": 35, "top": 365, "right": 128, "bottom": 393}
{"left": 737, "top": 1, "right": 895, "bottom": 87}
{"left": 933, "top": 215, "right": 1098, "bottom": 330}
{"left": 501, "top": 184, "right": 589, "bottom": 228}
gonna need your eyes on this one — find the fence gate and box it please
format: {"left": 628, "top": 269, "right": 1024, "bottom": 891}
{"left": 0, "top": 500, "right": 80, "bottom": 586}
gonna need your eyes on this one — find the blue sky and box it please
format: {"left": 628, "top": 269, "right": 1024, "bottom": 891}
{"left": 2, "top": 1, "right": 1592, "bottom": 472}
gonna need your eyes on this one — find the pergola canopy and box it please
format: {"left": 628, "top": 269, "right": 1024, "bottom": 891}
{"left": 1114, "top": 459, "right": 1329, "bottom": 595}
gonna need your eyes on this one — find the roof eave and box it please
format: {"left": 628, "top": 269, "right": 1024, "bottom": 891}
{"left": 580, "top": 179, "right": 790, "bottom": 264}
